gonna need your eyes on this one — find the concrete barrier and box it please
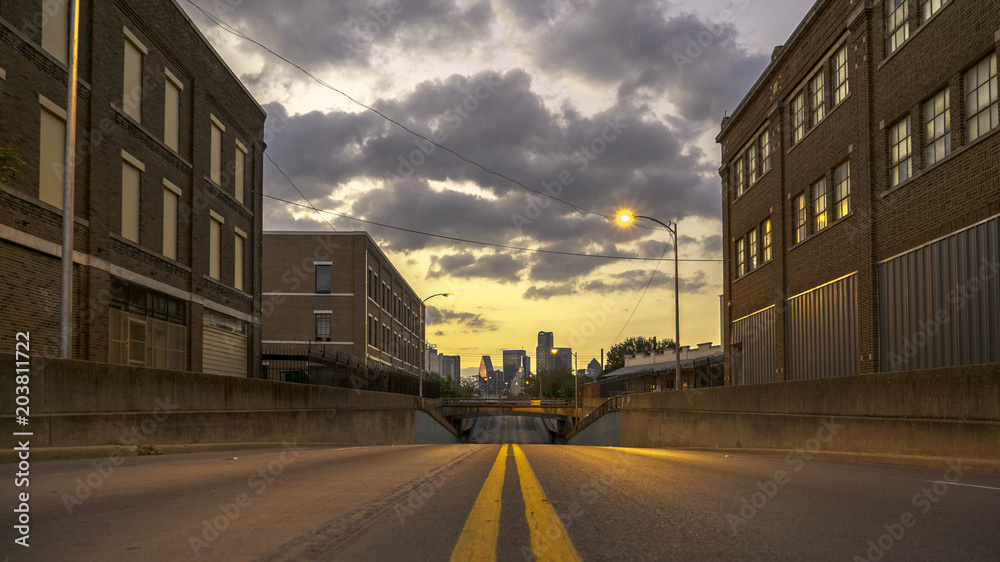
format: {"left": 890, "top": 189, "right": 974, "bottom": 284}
{"left": 0, "top": 354, "right": 458, "bottom": 461}
{"left": 569, "top": 365, "right": 1000, "bottom": 461}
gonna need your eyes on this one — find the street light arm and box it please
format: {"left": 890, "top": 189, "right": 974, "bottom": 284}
{"left": 422, "top": 293, "right": 455, "bottom": 303}
{"left": 632, "top": 215, "right": 676, "bottom": 236}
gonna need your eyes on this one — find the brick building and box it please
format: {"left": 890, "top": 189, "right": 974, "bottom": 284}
{"left": 261, "top": 232, "right": 426, "bottom": 376}
{"left": 719, "top": 0, "right": 999, "bottom": 384}
{"left": 0, "top": 0, "right": 266, "bottom": 377}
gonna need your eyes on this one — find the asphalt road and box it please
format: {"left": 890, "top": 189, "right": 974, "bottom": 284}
{"left": 3, "top": 420, "right": 999, "bottom": 561}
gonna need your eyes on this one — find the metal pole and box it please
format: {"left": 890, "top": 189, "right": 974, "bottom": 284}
{"left": 574, "top": 352, "right": 578, "bottom": 421}
{"left": 60, "top": 0, "right": 81, "bottom": 359}
{"left": 674, "top": 223, "right": 681, "bottom": 391}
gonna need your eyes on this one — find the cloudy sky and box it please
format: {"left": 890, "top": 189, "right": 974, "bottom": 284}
{"left": 181, "top": 0, "right": 816, "bottom": 378}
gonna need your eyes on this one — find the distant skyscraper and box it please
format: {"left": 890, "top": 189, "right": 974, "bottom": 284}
{"left": 551, "top": 347, "right": 573, "bottom": 372}
{"left": 536, "top": 331, "right": 554, "bottom": 373}
{"left": 586, "top": 358, "right": 602, "bottom": 378}
{"left": 503, "top": 349, "right": 530, "bottom": 395}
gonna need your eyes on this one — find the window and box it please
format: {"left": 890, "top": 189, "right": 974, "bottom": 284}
{"left": 210, "top": 115, "right": 224, "bottom": 185}
{"left": 123, "top": 28, "right": 147, "bottom": 123}
{"left": 965, "top": 54, "right": 998, "bottom": 143}
{"left": 121, "top": 152, "right": 143, "bottom": 243}
{"left": 921, "top": 0, "right": 948, "bottom": 22}
{"left": 163, "top": 180, "right": 180, "bottom": 260}
{"left": 209, "top": 212, "right": 222, "bottom": 279}
{"left": 833, "top": 45, "right": 849, "bottom": 106}
{"left": 890, "top": 117, "right": 912, "bottom": 187}
{"left": 164, "top": 69, "right": 182, "bottom": 151}
{"left": 736, "top": 237, "right": 745, "bottom": 277}
{"left": 748, "top": 227, "right": 758, "bottom": 271}
{"left": 745, "top": 144, "right": 757, "bottom": 188}
{"left": 759, "top": 129, "right": 771, "bottom": 174}
{"left": 792, "top": 92, "right": 806, "bottom": 144}
{"left": 924, "top": 89, "right": 951, "bottom": 166}
{"left": 235, "top": 140, "right": 247, "bottom": 204}
{"left": 834, "top": 161, "right": 851, "bottom": 220}
{"left": 315, "top": 264, "right": 331, "bottom": 294}
{"left": 813, "top": 178, "right": 828, "bottom": 232}
{"left": 887, "top": 0, "right": 909, "bottom": 55}
{"left": 761, "top": 219, "right": 772, "bottom": 263}
{"left": 109, "top": 278, "right": 186, "bottom": 369}
{"left": 234, "top": 228, "right": 246, "bottom": 291}
{"left": 810, "top": 71, "right": 825, "bottom": 126}
{"left": 315, "top": 313, "right": 331, "bottom": 341}
{"left": 734, "top": 157, "right": 745, "bottom": 197}
{"left": 38, "top": 97, "right": 66, "bottom": 208}
{"left": 794, "top": 193, "right": 807, "bottom": 243}
{"left": 41, "top": 0, "right": 68, "bottom": 64}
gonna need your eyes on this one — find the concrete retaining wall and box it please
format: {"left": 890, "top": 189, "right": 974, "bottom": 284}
{"left": 580, "top": 365, "right": 1000, "bottom": 459}
{"left": 0, "top": 354, "right": 457, "bottom": 456}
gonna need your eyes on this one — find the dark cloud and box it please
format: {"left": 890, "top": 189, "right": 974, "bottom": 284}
{"left": 428, "top": 251, "right": 526, "bottom": 283}
{"left": 428, "top": 309, "right": 500, "bottom": 332}
{"left": 523, "top": 284, "right": 578, "bottom": 301}
{"left": 581, "top": 269, "right": 711, "bottom": 294}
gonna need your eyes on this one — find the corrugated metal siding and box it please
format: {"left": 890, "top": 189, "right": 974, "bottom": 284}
{"left": 730, "top": 306, "right": 775, "bottom": 385}
{"left": 203, "top": 326, "right": 247, "bottom": 377}
{"left": 786, "top": 274, "right": 859, "bottom": 380}
{"left": 879, "top": 216, "right": 1000, "bottom": 371}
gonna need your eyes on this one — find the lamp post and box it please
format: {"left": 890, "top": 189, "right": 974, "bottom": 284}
{"left": 551, "top": 348, "right": 579, "bottom": 421}
{"left": 619, "top": 214, "right": 682, "bottom": 392}
{"left": 419, "top": 292, "right": 456, "bottom": 398}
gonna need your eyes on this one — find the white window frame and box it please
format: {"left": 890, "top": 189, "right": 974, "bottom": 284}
{"left": 832, "top": 45, "right": 849, "bottom": 106}
{"left": 924, "top": 88, "right": 951, "bottom": 166}
{"left": 890, "top": 117, "right": 913, "bottom": 187}
{"left": 965, "top": 54, "right": 998, "bottom": 143}
{"left": 792, "top": 92, "right": 806, "bottom": 144}
{"left": 834, "top": 161, "right": 851, "bottom": 220}
{"left": 794, "top": 193, "right": 807, "bottom": 244}
{"left": 810, "top": 71, "right": 825, "bottom": 126}
{"left": 812, "top": 177, "right": 828, "bottom": 233}
{"left": 887, "top": 0, "right": 909, "bottom": 55}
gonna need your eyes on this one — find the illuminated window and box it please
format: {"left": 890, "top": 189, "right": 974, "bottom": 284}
{"left": 832, "top": 46, "right": 849, "bottom": 106}
{"left": 924, "top": 89, "right": 951, "bottom": 166}
{"left": 811, "top": 71, "right": 825, "bottom": 126}
{"left": 887, "top": 0, "right": 909, "bottom": 55}
{"left": 759, "top": 129, "right": 771, "bottom": 174}
{"left": 834, "top": 161, "right": 851, "bottom": 220}
{"left": 41, "top": 0, "right": 68, "bottom": 64}
{"left": 210, "top": 115, "right": 224, "bottom": 185}
{"left": 734, "top": 157, "right": 745, "bottom": 197}
{"left": 792, "top": 93, "right": 806, "bottom": 144}
{"left": 965, "top": 54, "right": 998, "bottom": 143}
{"left": 890, "top": 117, "right": 912, "bottom": 187}
{"left": 745, "top": 144, "right": 757, "bottom": 188}
{"left": 163, "top": 180, "right": 180, "bottom": 260}
{"left": 736, "top": 237, "right": 745, "bottom": 278}
{"left": 748, "top": 227, "right": 758, "bottom": 271}
{"left": 813, "top": 178, "right": 828, "bottom": 232}
{"left": 121, "top": 152, "right": 144, "bottom": 243}
{"left": 794, "top": 193, "right": 807, "bottom": 243}
{"left": 921, "top": 0, "right": 949, "bottom": 22}
{"left": 761, "top": 219, "right": 772, "bottom": 263}
{"left": 123, "top": 28, "right": 146, "bottom": 123}
{"left": 209, "top": 212, "right": 222, "bottom": 280}
{"left": 164, "top": 69, "right": 182, "bottom": 151}
{"left": 38, "top": 97, "right": 66, "bottom": 208}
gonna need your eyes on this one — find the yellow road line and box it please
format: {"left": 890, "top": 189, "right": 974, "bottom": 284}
{"left": 450, "top": 444, "right": 509, "bottom": 562}
{"left": 512, "top": 444, "right": 582, "bottom": 562}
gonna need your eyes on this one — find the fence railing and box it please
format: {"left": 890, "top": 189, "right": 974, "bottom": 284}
{"left": 562, "top": 395, "right": 626, "bottom": 441}
{"left": 260, "top": 344, "right": 440, "bottom": 398}
{"left": 439, "top": 398, "right": 574, "bottom": 407}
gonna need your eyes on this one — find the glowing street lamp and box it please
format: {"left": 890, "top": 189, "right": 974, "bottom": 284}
{"left": 618, "top": 212, "right": 682, "bottom": 392}
{"left": 419, "top": 292, "right": 456, "bottom": 398}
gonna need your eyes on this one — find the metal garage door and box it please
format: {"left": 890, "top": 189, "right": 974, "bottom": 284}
{"left": 203, "top": 310, "right": 247, "bottom": 377}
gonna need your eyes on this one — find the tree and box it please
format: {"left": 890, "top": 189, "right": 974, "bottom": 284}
{"left": 458, "top": 377, "right": 480, "bottom": 398}
{"left": 426, "top": 371, "right": 460, "bottom": 398}
{"left": 603, "top": 336, "right": 675, "bottom": 374}
{"left": 523, "top": 367, "right": 576, "bottom": 399}
{"left": 0, "top": 147, "right": 25, "bottom": 181}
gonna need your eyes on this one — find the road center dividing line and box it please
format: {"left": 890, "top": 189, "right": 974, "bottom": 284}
{"left": 450, "top": 444, "right": 509, "bottom": 562}
{"left": 512, "top": 444, "right": 582, "bottom": 562}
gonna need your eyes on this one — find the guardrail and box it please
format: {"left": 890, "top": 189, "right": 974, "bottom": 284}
{"left": 439, "top": 398, "right": 575, "bottom": 407}
{"left": 561, "top": 395, "right": 627, "bottom": 441}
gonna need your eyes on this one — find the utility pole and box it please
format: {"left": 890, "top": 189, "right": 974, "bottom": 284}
{"left": 59, "top": 0, "right": 81, "bottom": 359}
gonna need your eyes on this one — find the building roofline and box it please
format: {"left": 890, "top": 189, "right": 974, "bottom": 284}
{"left": 168, "top": 0, "right": 266, "bottom": 117}
{"left": 717, "top": 0, "right": 828, "bottom": 143}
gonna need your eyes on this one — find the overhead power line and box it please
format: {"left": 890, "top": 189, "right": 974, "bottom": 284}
{"left": 183, "top": 0, "right": 629, "bottom": 223}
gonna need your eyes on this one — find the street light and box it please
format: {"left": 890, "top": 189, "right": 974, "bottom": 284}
{"left": 552, "top": 348, "right": 580, "bottom": 422}
{"left": 619, "top": 213, "right": 682, "bottom": 393}
{"left": 419, "top": 292, "right": 456, "bottom": 398}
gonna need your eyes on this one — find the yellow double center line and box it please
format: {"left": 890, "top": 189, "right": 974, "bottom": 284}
{"left": 451, "top": 444, "right": 581, "bottom": 562}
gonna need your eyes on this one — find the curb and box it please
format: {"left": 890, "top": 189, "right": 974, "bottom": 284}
{"left": 0, "top": 442, "right": 359, "bottom": 464}
{"left": 676, "top": 447, "right": 1000, "bottom": 473}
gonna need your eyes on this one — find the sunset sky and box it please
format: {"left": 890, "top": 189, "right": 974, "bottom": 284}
{"left": 180, "top": 0, "right": 817, "bottom": 378}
